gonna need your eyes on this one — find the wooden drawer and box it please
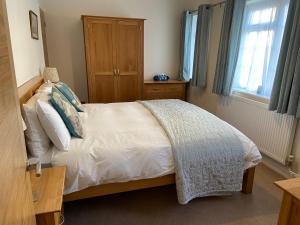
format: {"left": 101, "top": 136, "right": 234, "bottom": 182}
{"left": 145, "top": 84, "right": 183, "bottom": 93}
{"left": 143, "top": 80, "right": 187, "bottom": 100}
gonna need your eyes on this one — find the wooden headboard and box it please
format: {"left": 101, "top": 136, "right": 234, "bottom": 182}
{"left": 18, "top": 76, "right": 44, "bottom": 105}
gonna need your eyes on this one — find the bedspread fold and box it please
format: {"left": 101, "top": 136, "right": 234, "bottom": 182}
{"left": 140, "top": 99, "right": 244, "bottom": 204}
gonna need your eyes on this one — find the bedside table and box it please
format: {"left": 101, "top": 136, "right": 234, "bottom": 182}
{"left": 30, "top": 166, "right": 66, "bottom": 225}
{"left": 275, "top": 178, "right": 300, "bottom": 225}
{"left": 143, "top": 80, "right": 188, "bottom": 101}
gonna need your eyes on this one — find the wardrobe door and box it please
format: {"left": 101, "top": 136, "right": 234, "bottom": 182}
{"left": 84, "top": 18, "right": 117, "bottom": 103}
{"left": 116, "top": 20, "right": 143, "bottom": 102}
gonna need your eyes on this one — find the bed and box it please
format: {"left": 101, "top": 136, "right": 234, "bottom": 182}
{"left": 19, "top": 76, "right": 262, "bottom": 204}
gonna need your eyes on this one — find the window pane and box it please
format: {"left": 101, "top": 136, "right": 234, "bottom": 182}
{"left": 232, "top": 0, "right": 289, "bottom": 98}
{"left": 188, "top": 14, "right": 198, "bottom": 80}
{"left": 249, "top": 7, "right": 276, "bottom": 25}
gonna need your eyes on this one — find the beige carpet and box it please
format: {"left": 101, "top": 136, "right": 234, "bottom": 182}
{"left": 64, "top": 164, "right": 284, "bottom": 225}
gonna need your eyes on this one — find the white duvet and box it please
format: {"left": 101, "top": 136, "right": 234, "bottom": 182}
{"left": 47, "top": 102, "right": 262, "bottom": 195}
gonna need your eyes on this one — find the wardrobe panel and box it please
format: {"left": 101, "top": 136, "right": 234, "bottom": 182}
{"left": 83, "top": 16, "right": 144, "bottom": 103}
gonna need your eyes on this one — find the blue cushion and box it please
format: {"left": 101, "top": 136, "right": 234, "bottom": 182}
{"left": 55, "top": 82, "right": 84, "bottom": 112}
{"left": 50, "top": 87, "right": 83, "bottom": 138}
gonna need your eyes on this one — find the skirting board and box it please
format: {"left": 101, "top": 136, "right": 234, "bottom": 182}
{"left": 262, "top": 154, "right": 293, "bottom": 179}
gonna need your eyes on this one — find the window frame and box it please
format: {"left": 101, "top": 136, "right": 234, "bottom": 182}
{"left": 232, "top": 90, "right": 270, "bottom": 104}
{"left": 231, "top": 0, "right": 289, "bottom": 100}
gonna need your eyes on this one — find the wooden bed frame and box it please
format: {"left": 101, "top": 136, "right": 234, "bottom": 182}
{"left": 18, "top": 76, "right": 256, "bottom": 202}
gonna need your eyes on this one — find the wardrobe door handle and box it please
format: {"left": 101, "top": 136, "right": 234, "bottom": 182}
{"left": 117, "top": 69, "right": 120, "bottom": 76}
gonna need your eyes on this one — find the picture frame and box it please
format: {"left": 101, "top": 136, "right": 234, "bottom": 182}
{"left": 29, "top": 10, "right": 38, "bottom": 40}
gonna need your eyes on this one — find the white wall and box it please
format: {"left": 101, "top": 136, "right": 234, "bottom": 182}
{"left": 39, "top": 0, "right": 191, "bottom": 101}
{"left": 6, "top": 0, "right": 45, "bottom": 87}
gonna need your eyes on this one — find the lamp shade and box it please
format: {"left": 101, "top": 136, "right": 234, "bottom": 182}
{"left": 43, "top": 67, "right": 60, "bottom": 83}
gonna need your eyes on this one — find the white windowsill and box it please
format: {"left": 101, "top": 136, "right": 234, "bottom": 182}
{"left": 231, "top": 90, "right": 270, "bottom": 105}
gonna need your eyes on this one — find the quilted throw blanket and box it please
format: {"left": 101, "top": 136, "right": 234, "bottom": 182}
{"left": 140, "top": 100, "right": 244, "bottom": 204}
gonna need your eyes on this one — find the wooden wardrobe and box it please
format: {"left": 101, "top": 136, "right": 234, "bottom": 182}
{"left": 82, "top": 16, "right": 144, "bottom": 103}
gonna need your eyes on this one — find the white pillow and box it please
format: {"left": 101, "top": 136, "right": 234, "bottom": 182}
{"left": 36, "top": 82, "right": 53, "bottom": 94}
{"left": 36, "top": 100, "right": 71, "bottom": 151}
{"left": 23, "top": 94, "right": 50, "bottom": 158}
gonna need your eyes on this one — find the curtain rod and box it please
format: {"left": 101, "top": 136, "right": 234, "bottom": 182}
{"left": 190, "top": 0, "right": 226, "bottom": 13}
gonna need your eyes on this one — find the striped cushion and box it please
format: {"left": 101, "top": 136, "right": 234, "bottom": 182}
{"left": 50, "top": 87, "right": 83, "bottom": 138}
{"left": 55, "top": 82, "right": 84, "bottom": 112}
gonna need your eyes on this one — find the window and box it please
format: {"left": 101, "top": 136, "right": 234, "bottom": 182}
{"left": 187, "top": 13, "right": 198, "bottom": 80}
{"left": 232, "top": 0, "right": 289, "bottom": 98}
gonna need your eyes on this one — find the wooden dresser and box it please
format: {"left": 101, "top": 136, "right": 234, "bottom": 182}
{"left": 30, "top": 167, "right": 66, "bottom": 225}
{"left": 82, "top": 16, "right": 144, "bottom": 103}
{"left": 143, "top": 80, "right": 188, "bottom": 101}
{"left": 275, "top": 178, "right": 300, "bottom": 225}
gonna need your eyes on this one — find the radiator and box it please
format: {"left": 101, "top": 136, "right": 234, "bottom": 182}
{"left": 216, "top": 94, "right": 297, "bottom": 165}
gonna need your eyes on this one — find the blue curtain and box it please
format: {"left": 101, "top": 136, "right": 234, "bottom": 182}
{"left": 212, "top": 0, "right": 246, "bottom": 96}
{"left": 191, "top": 5, "right": 212, "bottom": 88}
{"left": 179, "top": 11, "right": 193, "bottom": 81}
{"left": 269, "top": 0, "right": 300, "bottom": 118}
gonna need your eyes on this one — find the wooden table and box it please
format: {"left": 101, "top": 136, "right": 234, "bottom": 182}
{"left": 275, "top": 178, "right": 300, "bottom": 225}
{"left": 30, "top": 166, "right": 66, "bottom": 225}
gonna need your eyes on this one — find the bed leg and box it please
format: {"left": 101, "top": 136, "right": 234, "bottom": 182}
{"left": 242, "top": 167, "right": 255, "bottom": 194}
